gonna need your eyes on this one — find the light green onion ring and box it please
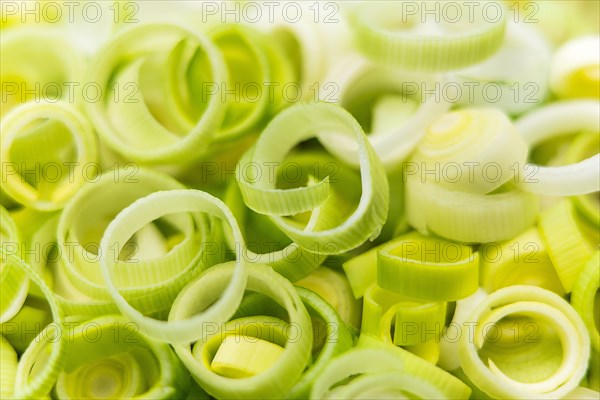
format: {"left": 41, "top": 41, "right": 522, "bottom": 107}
{"left": 459, "top": 285, "right": 590, "bottom": 399}
{"left": 411, "top": 108, "right": 528, "bottom": 195}
{"left": 208, "top": 24, "right": 271, "bottom": 140}
{"left": 99, "top": 189, "right": 247, "bottom": 343}
{"left": 85, "top": 23, "right": 227, "bottom": 164}
{"left": 171, "top": 263, "right": 312, "bottom": 399}
{"left": 57, "top": 168, "right": 207, "bottom": 316}
{"left": 237, "top": 102, "right": 389, "bottom": 254}
{"left": 515, "top": 100, "right": 600, "bottom": 196}
{"left": 285, "top": 287, "right": 355, "bottom": 399}
{"left": 54, "top": 315, "right": 190, "bottom": 399}
{"left": 0, "top": 101, "right": 98, "bottom": 210}
{"left": 405, "top": 174, "right": 539, "bottom": 243}
{"left": 378, "top": 231, "right": 479, "bottom": 301}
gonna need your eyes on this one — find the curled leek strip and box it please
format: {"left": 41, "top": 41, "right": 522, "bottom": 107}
{"left": 377, "top": 231, "right": 479, "bottom": 301}
{"left": 362, "top": 284, "right": 446, "bottom": 352}
{"left": 571, "top": 251, "right": 600, "bottom": 352}
{"left": 405, "top": 173, "right": 539, "bottom": 243}
{"left": 411, "top": 108, "right": 528, "bottom": 195}
{"left": 0, "top": 101, "right": 98, "bottom": 210}
{"left": 296, "top": 267, "right": 361, "bottom": 328}
{"left": 439, "top": 289, "right": 488, "bottom": 371}
{"left": 342, "top": 232, "right": 418, "bottom": 299}
{"left": 85, "top": 23, "right": 227, "bottom": 164}
{"left": 318, "top": 56, "right": 450, "bottom": 169}
{"left": 53, "top": 315, "right": 190, "bottom": 399}
{"left": 538, "top": 200, "right": 596, "bottom": 293}
{"left": 171, "top": 263, "right": 312, "bottom": 399}
{"left": 349, "top": 0, "right": 507, "bottom": 72}
{"left": 459, "top": 285, "right": 590, "bottom": 399}
{"left": 0, "top": 29, "right": 83, "bottom": 116}
{"left": 454, "top": 21, "right": 551, "bottom": 115}
{"left": 208, "top": 24, "right": 271, "bottom": 140}
{"left": 0, "top": 253, "right": 64, "bottom": 399}
{"left": 285, "top": 287, "right": 355, "bottom": 399}
{"left": 479, "top": 227, "right": 565, "bottom": 295}
{"left": 237, "top": 103, "right": 389, "bottom": 254}
{"left": 550, "top": 35, "right": 600, "bottom": 99}
{"left": 0, "top": 335, "right": 17, "bottom": 398}
{"left": 99, "top": 189, "right": 247, "bottom": 343}
{"left": 0, "top": 206, "right": 28, "bottom": 323}
{"left": 56, "top": 169, "right": 205, "bottom": 316}
{"left": 311, "top": 341, "right": 470, "bottom": 400}
{"left": 515, "top": 100, "right": 600, "bottom": 196}
{"left": 224, "top": 165, "right": 325, "bottom": 282}
{"left": 356, "top": 334, "right": 472, "bottom": 398}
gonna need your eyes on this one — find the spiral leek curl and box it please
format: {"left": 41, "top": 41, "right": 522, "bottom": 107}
{"left": 295, "top": 267, "right": 361, "bottom": 328}
{"left": 349, "top": 0, "right": 507, "bottom": 72}
{"left": 171, "top": 263, "right": 312, "bottom": 399}
{"left": 237, "top": 102, "right": 389, "bottom": 254}
{"left": 225, "top": 151, "right": 358, "bottom": 281}
{"left": 100, "top": 189, "right": 247, "bottom": 343}
{"left": 312, "top": 335, "right": 471, "bottom": 399}
{"left": 207, "top": 24, "right": 272, "bottom": 140}
{"left": 85, "top": 23, "right": 228, "bottom": 164}
{"left": 412, "top": 108, "right": 528, "bottom": 194}
{"left": 459, "top": 285, "right": 590, "bottom": 399}
{"left": 515, "top": 100, "right": 600, "bottom": 196}
{"left": 0, "top": 335, "right": 17, "bottom": 398}
{"left": 53, "top": 315, "right": 190, "bottom": 399}
{"left": 406, "top": 174, "right": 539, "bottom": 243}
{"left": 56, "top": 169, "right": 207, "bottom": 316}
{"left": 0, "top": 101, "right": 98, "bottom": 210}
{"left": 361, "top": 283, "right": 446, "bottom": 361}
{"left": 1, "top": 253, "right": 64, "bottom": 399}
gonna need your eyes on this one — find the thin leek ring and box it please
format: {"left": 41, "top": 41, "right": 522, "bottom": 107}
{"left": 85, "top": 23, "right": 227, "bottom": 164}
{"left": 0, "top": 101, "right": 98, "bottom": 210}
{"left": 99, "top": 189, "right": 247, "bottom": 343}
{"left": 405, "top": 173, "right": 539, "bottom": 243}
{"left": 515, "top": 100, "right": 600, "bottom": 196}
{"left": 237, "top": 103, "right": 389, "bottom": 254}
{"left": 171, "top": 263, "right": 312, "bottom": 400}
{"left": 459, "top": 285, "right": 590, "bottom": 399}
{"left": 377, "top": 231, "right": 479, "bottom": 301}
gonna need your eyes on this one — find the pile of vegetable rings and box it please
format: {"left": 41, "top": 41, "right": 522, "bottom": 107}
{"left": 1, "top": 1, "right": 598, "bottom": 399}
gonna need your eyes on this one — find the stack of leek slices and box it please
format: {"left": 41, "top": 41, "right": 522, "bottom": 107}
{"left": 1, "top": 1, "right": 599, "bottom": 399}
